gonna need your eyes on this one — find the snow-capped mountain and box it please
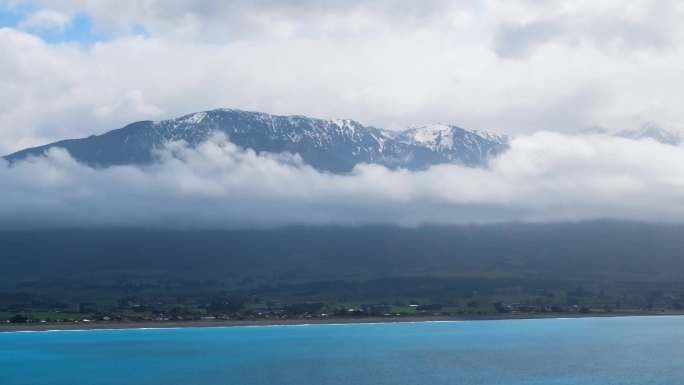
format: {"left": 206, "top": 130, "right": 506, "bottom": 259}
{"left": 3, "top": 109, "right": 509, "bottom": 173}
{"left": 396, "top": 124, "right": 508, "bottom": 166}
{"left": 616, "top": 123, "right": 681, "bottom": 145}
{"left": 576, "top": 123, "right": 681, "bottom": 145}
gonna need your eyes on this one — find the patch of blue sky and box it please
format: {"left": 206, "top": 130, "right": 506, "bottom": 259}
{"left": 0, "top": 3, "right": 34, "bottom": 28}
{"left": 131, "top": 24, "right": 148, "bottom": 37}
{"left": 1, "top": 4, "right": 109, "bottom": 45}
{"left": 42, "top": 12, "right": 99, "bottom": 45}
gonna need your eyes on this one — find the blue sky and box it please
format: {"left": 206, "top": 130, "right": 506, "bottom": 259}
{"left": 0, "top": 4, "right": 26, "bottom": 26}
{"left": 0, "top": 3, "right": 124, "bottom": 44}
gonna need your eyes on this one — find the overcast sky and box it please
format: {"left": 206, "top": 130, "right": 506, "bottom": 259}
{"left": 2, "top": 0, "right": 684, "bottom": 154}
{"left": 2, "top": 1, "right": 684, "bottom": 228}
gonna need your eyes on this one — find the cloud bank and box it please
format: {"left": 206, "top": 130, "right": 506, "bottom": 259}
{"left": 2, "top": 133, "right": 684, "bottom": 229}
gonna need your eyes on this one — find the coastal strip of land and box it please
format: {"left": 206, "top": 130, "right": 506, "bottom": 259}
{"left": 3, "top": 311, "right": 684, "bottom": 333}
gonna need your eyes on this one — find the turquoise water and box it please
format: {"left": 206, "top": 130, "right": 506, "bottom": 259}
{"left": 1, "top": 316, "right": 683, "bottom": 384}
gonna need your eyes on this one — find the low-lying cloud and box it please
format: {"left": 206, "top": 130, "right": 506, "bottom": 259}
{"left": 2, "top": 132, "right": 684, "bottom": 229}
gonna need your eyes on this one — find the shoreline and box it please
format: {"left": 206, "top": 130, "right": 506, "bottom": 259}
{"left": 2, "top": 311, "right": 683, "bottom": 333}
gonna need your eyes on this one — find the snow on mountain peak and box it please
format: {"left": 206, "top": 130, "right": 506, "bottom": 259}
{"left": 472, "top": 130, "right": 508, "bottom": 143}
{"left": 410, "top": 123, "right": 452, "bottom": 138}
{"left": 180, "top": 112, "right": 207, "bottom": 125}
{"left": 331, "top": 118, "right": 358, "bottom": 135}
{"left": 404, "top": 124, "right": 456, "bottom": 150}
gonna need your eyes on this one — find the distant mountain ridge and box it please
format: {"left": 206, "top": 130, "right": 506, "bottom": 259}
{"left": 3, "top": 109, "right": 509, "bottom": 173}
{"left": 576, "top": 123, "right": 681, "bottom": 145}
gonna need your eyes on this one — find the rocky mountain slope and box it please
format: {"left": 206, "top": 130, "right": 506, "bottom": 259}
{"left": 3, "top": 109, "right": 509, "bottom": 173}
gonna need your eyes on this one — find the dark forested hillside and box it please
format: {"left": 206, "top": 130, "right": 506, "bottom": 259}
{"left": 2, "top": 221, "right": 684, "bottom": 322}
{"left": 2, "top": 221, "right": 683, "bottom": 282}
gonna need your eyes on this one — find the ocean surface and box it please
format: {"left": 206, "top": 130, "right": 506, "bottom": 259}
{"left": 1, "top": 316, "right": 683, "bottom": 385}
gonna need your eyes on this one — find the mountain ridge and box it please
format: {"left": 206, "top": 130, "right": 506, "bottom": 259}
{"left": 575, "top": 122, "right": 681, "bottom": 145}
{"left": 3, "top": 108, "right": 509, "bottom": 173}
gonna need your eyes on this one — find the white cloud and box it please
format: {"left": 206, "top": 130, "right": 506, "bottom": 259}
{"left": 1, "top": 1, "right": 684, "bottom": 161}
{"left": 2, "top": 133, "right": 684, "bottom": 229}
{"left": 19, "top": 9, "right": 72, "bottom": 32}
{"left": 4, "top": 0, "right": 471, "bottom": 38}
{"left": 490, "top": 0, "right": 680, "bottom": 58}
